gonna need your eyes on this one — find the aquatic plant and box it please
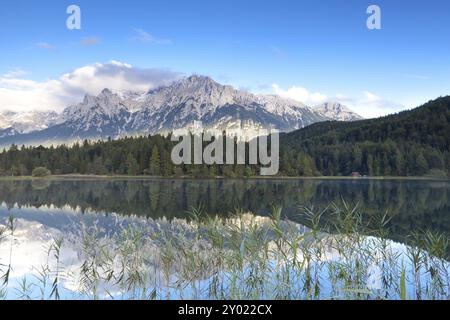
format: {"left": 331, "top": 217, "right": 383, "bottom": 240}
{"left": 0, "top": 202, "right": 449, "bottom": 300}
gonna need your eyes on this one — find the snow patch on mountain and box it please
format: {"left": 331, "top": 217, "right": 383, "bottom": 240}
{"left": 0, "top": 110, "right": 60, "bottom": 138}
{"left": 313, "top": 102, "right": 363, "bottom": 121}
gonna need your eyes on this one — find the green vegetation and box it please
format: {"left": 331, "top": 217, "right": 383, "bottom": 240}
{"left": 0, "top": 96, "right": 448, "bottom": 178}
{"left": 31, "top": 167, "right": 51, "bottom": 177}
{"left": 0, "top": 203, "right": 448, "bottom": 300}
{"left": 282, "top": 96, "right": 450, "bottom": 177}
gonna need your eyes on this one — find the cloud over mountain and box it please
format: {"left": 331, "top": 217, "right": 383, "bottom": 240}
{"left": 330, "top": 92, "right": 405, "bottom": 119}
{"left": 0, "top": 61, "right": 183, "bottom": 112}
{"left": 271, "top": 84, "right": 328, "bottom": 105}
{"left": 0, "top": 61, "right": 403, "bottom": 119}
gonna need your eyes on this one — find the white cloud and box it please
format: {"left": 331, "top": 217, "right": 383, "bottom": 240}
{"left": 334, "top": 91, "right": 405, "bottom": 119}
{"left": 36, "top": 42, "right": 57, "bottom": 51}
{"left": 270, "top": 84, "right": 404, "bottom": 118}
{"left": 335, "top": 93, "right": 350, "bottom": 101}
{"left": 80, "top": 37, "right": 101, "bottom": 46}
{"left": 130, "top": 28, "right": 172, "bottom": 45}
{"left": 404, "top": 74, "right": 430, "bottom": 80}
{"left": 272, "top": 84, "right": 327, "bottom": 105}
{"left": 3, "top": 68, "right": 29, "bottom": 79}
{"left": 360, "top": 91, "right": 404, "bottom": 118}
{"left": 363, "top": 91, "right": 381, "bottom": 103}
{"left": 0, "top": 61, "right": 183, "bottom": 113}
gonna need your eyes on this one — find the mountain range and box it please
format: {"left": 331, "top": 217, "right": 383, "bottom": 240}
{"left": 0, "top": 111, "right": 60, "bottom": 138}
{"left": 0, "top": 95, "right": 447, "bottom": 178}
{"left": 0, "top": 75, "right": 362, "bottom": 147}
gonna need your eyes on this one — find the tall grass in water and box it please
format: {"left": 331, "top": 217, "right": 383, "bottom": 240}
{"left": 0, "top": 202, "right": 449, "bottom": 300}
{"left": 0, "top": 214, "right": 14, "bottom": 298}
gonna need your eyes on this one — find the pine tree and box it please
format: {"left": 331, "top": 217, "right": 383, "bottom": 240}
{"left": 367, "top": 154, "right": 374, "bottom": 176}
{"left": 414, "top": 152, "right": 429, "bottom": 175}
{"left": 149, "top": 145, "right": 161, "bottom": 175}
{"left": 394, "top": 149, "right": 404, "bottom": 175}
{"left": 126, "top": 154, "right": 139, "bottom": 175}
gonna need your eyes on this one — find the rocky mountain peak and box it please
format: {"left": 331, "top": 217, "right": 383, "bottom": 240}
{"left": 314, "top": 102, "right": 363, "bottom": 121}
{"left": 100, "top": 88, "right": 113, "bottom": 96}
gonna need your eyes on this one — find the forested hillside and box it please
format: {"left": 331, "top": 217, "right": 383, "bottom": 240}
{"left": 0, "top": 96, "right": 448, "bottom": 178}
{"left": 281, "top": 96, "right": 450, "bottom": 177}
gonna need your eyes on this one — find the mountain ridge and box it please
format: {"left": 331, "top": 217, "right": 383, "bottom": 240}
{"left": 0, "top": 75, "right": 362, "bottom": 147}
{"left": 0, "top": 95, "right": 447, "bottom": 178}
{"left": 313, "top": 102, "right": 363, "bottom": 121}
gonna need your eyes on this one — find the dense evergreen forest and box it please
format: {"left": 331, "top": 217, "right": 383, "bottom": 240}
{"left": 281, "top": 96, "right": 450, "bottom": 177}
{"left": 0, "top": 96, "right": 448, "bottom": 177}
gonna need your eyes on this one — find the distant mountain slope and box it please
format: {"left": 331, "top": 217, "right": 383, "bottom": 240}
{"left": 313, "top": 102, "right": 363, "bottom": 121}
{"left": 128, "top": 75, "right": 326, "bottom": 135}
{"left": 0, "top": 76, "right": 362, "bottom": 147}
{"left": 0, "top": 111, "right": 60, "bottom": 138}
{"left": 281, "top": 96, "right": 450, "bottom": 176}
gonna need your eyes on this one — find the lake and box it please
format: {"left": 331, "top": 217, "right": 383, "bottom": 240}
{"left": 0, "top": 178, "right": 449, "bottom": 300}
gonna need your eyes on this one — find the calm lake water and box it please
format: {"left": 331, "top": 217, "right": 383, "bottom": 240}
{"left": 0, "top": 178, "right": 449, "bottom": 299}
{"left": 1, "top": 178, "right": 449, "bottom": 236}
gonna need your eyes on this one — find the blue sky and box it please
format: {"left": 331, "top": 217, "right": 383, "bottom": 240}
{"left": 0, "top": 0, "right": 449, "bottom": 117}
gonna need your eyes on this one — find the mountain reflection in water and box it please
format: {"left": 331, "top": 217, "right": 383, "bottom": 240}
{"left": 0, "top": 178, "right": 449, "bottom": 300}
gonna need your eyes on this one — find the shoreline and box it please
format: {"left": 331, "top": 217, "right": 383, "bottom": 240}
{"left": 0, "top": 174, "right": 448, "bottom": 182}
